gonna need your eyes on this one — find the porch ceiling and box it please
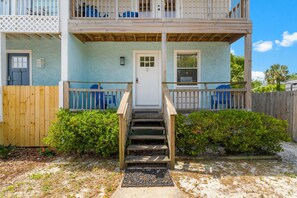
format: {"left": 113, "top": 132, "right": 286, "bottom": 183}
{"left": 6, "top": 33, "right": 61, "bottom": 41}
{"left": 73, "top": 33, "right": 244, "bottom": 43}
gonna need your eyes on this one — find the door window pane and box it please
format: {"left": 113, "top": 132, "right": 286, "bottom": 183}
{"left": 12, "top": 56, "right": 28, "bottom": 69}
{"left": 140, "top": 56, "right": 155, "bottom": 68}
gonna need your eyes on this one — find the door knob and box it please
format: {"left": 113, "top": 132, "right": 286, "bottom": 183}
{"left": 136, "top": 78, "right": 139, "bottom": 84}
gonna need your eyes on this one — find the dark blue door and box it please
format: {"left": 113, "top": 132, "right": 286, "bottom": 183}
{"left": 7, "top": 53, "right": 30, "bottom": 85}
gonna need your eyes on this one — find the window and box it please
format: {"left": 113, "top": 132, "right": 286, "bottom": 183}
{"left": 140, "top": 56, "right": 155, "bottom": 67}
{"left": 12, "top": 56, "right": 28, "bottom": 69}
{"left": 176, "top": 52, "right": 199, "bottom": 86}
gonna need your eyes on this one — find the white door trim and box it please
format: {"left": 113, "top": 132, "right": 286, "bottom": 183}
{"left": 133, "top": 50, "right": 162, "bottom": 109}
{"left": 6, "top": 50, "right": 33, "bottom": 86}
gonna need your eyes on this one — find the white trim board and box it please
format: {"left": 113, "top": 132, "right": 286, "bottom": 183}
{"left": 6, "top": 50, "right": 33, "bottom": 86}
{"left": 133, "top": 50, "right": 162, "bottom": 109}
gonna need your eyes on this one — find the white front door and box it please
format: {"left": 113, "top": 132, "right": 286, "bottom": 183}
{"left": 135, "top": 52, "right": 161, "bottom": 107}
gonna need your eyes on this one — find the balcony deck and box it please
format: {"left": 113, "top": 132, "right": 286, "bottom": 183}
{"left": 69, "top": 0, "right": 251, "bottom": 43}
{"left": 0, "top": 0, "right": 59, "bottom": 33}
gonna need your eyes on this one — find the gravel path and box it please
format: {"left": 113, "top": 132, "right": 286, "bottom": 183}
{"left": 171, "top": 142, "right": 297, "bottom": 198}
{"left": 278, "top": 142, "right": 297, "bottom": 166}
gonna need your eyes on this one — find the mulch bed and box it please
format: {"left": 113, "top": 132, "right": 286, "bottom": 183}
{"left": 122, "top": 169, "right": 174, "bottom": 187}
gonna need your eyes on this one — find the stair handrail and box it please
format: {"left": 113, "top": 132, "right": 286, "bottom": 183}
{"left": 162, "top": 84, "right": 177, "bottom": 169}
{"left": 117, "top": 83, "right": 133, "bottom": 170}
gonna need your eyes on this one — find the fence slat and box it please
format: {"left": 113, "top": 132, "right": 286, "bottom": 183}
{"left": 0, "top": 86, "right": 59, "bottom": 146}
{"left": 252, "top": 91, "right": 297, "bottom": 139}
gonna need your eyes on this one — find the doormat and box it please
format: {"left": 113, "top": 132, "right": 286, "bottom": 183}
{"left": 122, "top": 169, "right": 174, "bottom": 187}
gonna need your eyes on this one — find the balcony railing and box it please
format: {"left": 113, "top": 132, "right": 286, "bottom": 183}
{"left": 0, "top": 0, "right": 59, "bottom": 33}
{"left": 71, "top": 0, "right": 248, "bottom": 20}
{"left": 0, "top": 0, "right": 59, "bottom": 16}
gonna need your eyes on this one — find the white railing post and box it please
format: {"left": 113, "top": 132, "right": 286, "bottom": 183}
{"left": 11, "top": 0, "right": 17, "bottom": 15}
{"left": 208, "top": 0, "right": 212, "bottom": 18}
{"left": 115, "top": 0, "right": 118, "bottom": 20}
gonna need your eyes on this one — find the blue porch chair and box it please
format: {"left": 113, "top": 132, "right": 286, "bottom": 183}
{"left": 211, "top": 85, "right": 232, "bottom": 109}
{"left": 90, "top": 84, "right": 104, "bottom": 109}
{"left": 90, "top": 84, "right": 117, "bottom": 109}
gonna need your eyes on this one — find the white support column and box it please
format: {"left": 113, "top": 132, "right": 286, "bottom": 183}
{"left": 60, "top": 0, "right": 70, "bottom": 108}
{"left": 60, "top": 0, "right": 69, "bottom": 81}
{"left": 162, "top": 33, "right": 167, "bottom": 82}
{"left": 244, "top": 33, "right": 252, "bottom": 110}
{"left": 0, "top": 33, "right": 7, "bottom": 122}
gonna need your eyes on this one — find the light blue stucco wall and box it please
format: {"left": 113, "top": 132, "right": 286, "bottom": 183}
{"left": 7, "top": 38, "right": 61, "bottom": 85}
{"left": 6, "top": 39, "right": 230, "bottom": 86}
{"left": 71, "top": 42, "right": 230, "bottom": 84}
{"left": 68, "top": 34, "right": 87, "bottom": 81}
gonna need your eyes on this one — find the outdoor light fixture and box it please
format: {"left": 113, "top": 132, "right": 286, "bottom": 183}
{"left": 120, "top": 56, "right": 125, "bottom": 66}
{"left": 36, "top": 58, "right": 45, "bottom": 68}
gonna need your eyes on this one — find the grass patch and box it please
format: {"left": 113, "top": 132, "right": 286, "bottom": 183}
{"left": 3, "top": 185, "right": 16, "bottom": 193}
{"left": 29, "top": 173, "right": 44, "bottom": 180}
{"left": 284, "top": 172, "right": 297, "bottom": 178}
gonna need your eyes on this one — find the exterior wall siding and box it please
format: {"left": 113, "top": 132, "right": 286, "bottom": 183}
{"left": 6, "top": 38, "right": 61, "bottom": 86}
{"left": 68, "top": 34, "right": 88, "bottom": 81}
{"left": 6, "top": 40, "right": 230, "bottom": 86}
{"left": 76, "top": 42, "right": 230, "bottom": 84}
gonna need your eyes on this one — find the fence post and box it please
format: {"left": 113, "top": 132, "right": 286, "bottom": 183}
{"left": 63, "top": 81, "right": 69, "bottom": 109}
{"left": 293, "top": 92, "right": 297, "bottom": 141}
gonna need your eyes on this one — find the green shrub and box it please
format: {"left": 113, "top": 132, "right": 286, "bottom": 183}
{"left": 176, "top": 110, "right": 290, "bottom": 155}
{"left": 44, "top": 109, "right": 119, "bottom": 157}
{"left": 0, "top": 144, "right": 13, "bottom": 159}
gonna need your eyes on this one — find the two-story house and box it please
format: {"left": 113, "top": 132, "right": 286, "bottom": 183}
{"left": 0, "top": 0, "right": 252, "bottom": 169}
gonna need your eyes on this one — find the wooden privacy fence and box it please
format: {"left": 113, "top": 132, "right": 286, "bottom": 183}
{"left": 0, "top": 86, "right": 59, "bottom": 147}
{"left": 252, "top": 91, "right": 297, "bottom": 139}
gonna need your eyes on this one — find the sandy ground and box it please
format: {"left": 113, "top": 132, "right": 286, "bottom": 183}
{"left": 171, "top": 142, "right": 297, "bottom": 198}
{"left": 0, "top": 149, "right": 122, "bottom": 198}
{"left": 1, "top": 142, "right": 297, "bottom": 197}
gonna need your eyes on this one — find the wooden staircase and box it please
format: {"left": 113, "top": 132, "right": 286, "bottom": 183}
{"left": 125, "top": 109, "right": 170, "bottom": 168}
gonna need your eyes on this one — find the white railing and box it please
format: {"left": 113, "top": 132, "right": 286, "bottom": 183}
{"left": 71, "top": 0, "right": 247, "bottom": 19}
{"left": 63, "top": 81, "right": 132, "bottom": 111}
{"left": 0, "top": 0, "right": 59, "bottom": 16}
{"left": 165, "top": 82, "right": 246, "bottom": 111}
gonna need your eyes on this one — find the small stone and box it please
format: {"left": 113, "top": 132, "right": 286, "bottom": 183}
{"left": 114, "top": 167, "right": 120, "bottom": 172}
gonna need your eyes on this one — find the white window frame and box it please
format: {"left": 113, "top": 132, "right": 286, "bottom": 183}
{"left": 174, "top": 50, "right": 201, "bottom": 88}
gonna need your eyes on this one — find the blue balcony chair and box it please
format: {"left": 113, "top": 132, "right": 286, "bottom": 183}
{"left": 211, "top": 85, "right": 232, "bottom": 109}
{"left": 85, "top": 5, "right": 100, "bottom": 17}
{"left": 90, "top": 84, "right": 104, "bottom": 109}
{"left": 122, "top": 11, "right": 139, "bottom": 18}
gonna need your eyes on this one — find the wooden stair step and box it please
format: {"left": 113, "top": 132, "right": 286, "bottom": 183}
{"left": 133, "top": 109, "right": 162, "bottom": 113}
{"left": 125, "top": 155, "right": 170, "bottom": 164}
{"left": 132, "top": 118, "right": 164, "bottom": 122}
{"left": 131, "top": 126, "right": 165, "bottom": 130}
{"left": 128, "top": 135, "right": 166, "bottom": 140}
{"left": 127, "top": 144, "right": 168, "bottom": 151}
